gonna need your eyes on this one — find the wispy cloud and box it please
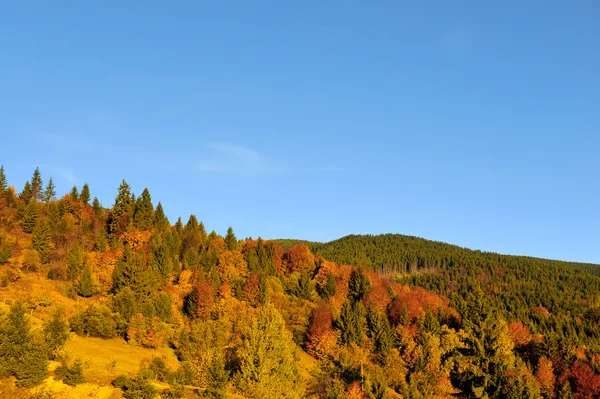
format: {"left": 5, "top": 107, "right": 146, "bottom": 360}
{"left": 196, "top": 143, "right": 284, "bottom": 175}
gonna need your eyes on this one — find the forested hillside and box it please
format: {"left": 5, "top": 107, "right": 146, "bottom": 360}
{"left": 1, "top": 166, "right": 600, "bottom": 399}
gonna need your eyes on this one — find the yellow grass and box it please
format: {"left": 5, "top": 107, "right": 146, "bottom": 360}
{"left": 63, "top": 334, "right": 179, "bottom": 386}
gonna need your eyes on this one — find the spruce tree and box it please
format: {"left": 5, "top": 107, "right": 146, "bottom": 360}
{"left": 0, "top": 236, "right": 12, "bottom": 265}
{"left": 0, "top": 165, "right": 7, "bottom": 194}
{"left": 31, "top": 219, "right": 51, "bottom": 264}
{"left": 108, "top": 180, "right": 134, "bottom": 239}
{"left": 153, "top": 202, "right": 169, "bottom": 231}
{"left": 66, "top": 242, "right": 84, "bottom": 280}
{"left": 30, "top": 167, "right": 43, "bottom": 202}
{"left": 349, "top": 267, "right": 372, "bottom": 302}
{"left": 70, "top": 185, "right": 79, "bottom": 201}
{"left": 133, "top": 188, "right": 154, "bottom": 230}
{"left": 80, "top": 183, "right": 90, "bottom": 204}
{"left": 77, "top": 263, "right": 98, "bottom": 298}
{"left": 20, "top": 181, "right": 33, "bottom": 204}
{"left": 42, "top": 177, "right": 56, "bottom": 203}
{"left": 21, "top": 202, "right": 38, "bottom": 233}
{"left": 0, "top": 302, "right": 48, "bottom": 387}
{"left": 319, "top": 273, "right": 337, "bottom": 299}
{"left": 225, "top": 227, "right": 238, "bottom": 250}
{"left": 63, "top": 359, "right": 86, "bottom": 386}
{"left": 43, "top": 309, "right": 69, "bottom": 359}
{"left": 92, "top": 197, "right": 102, "bottom": 216}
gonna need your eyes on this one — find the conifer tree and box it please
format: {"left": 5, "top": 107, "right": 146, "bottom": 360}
{"left": 20, "top": 181, "right": 33, "bottom": 204}
{"left": 0, "top": 236, "right": 12, "bottom": 265}
{"left": 70, "top": 185, "right": 79, "bottom": 201}
{"left": 0, "top": 165, "right": 7, "bottom": 194}
{"left": 225, "top": 227, "right": 238, "bottom": 251}
{"left": 92, "top": 197, "right": 102, "bottom": 216}
{"left": 237, "top": 304, "right": 303, "bottom": 398}
{"left": 43, "top": 309, "right": 69, "bottom": 359}
{"left": 108, "top": 180, "right": 134, "bottom": 239}
{"left": 42, "top": 177, "right": 56, "bottom": 203}
{"left": 31, "top": 218, "right": 51, "bottom": 264}
{"left": 30, "top": 167, "right": 43, "bottom": 202}
{"left": 77, "top": 263, "right": 98, "bottom": 298}
{"left": 80, "top": 183, "right": 90, "bottom": 204}
{"left": 63, "top": 359, "right": 86, "bottom": 386}
{"left": 133, "top": 188, "right": 154, "bottom": 230}
{"left": 66, "top": 241, "right": 84, "bottom": 280}
{"left": 319, "top": 273, "right": 337, "bottom": 299}
{"left": 349, "top": 267, "right": 372, "bottom": 302}
{"left": 0, "top": 302, "right": 48, "bottom": 387}
{"left": 21, "top": 202, "right": 38, "bottom": 233}
{"left": 153, "top": 202, "right": 169, "bottom": 231}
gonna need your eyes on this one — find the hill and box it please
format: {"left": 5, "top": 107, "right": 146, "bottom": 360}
{"left": 1, "top": 166, "right": 600, "bottom": 399}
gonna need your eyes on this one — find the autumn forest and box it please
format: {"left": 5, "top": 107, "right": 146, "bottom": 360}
{"left": 1, "top": 166, "right": 600, "bottom": 399}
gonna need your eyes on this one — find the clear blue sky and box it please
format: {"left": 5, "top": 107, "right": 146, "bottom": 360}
{"left": 1, "top": 1, "right": 599, "bottom": 263}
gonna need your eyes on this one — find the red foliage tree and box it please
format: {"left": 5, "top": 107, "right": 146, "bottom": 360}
{"left": 286, "top": 244, "right": 315, "bottom": 274}
{"left": 571, "top": 361, "right": 600, "bottom": 399}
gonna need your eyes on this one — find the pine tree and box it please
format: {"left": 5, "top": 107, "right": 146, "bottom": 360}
{"left": 108, "top": 180, "right": 134, "bottom": 239}
{"left": 0, "top": 302, "right": 48, "bottom": 387}
{"left": 319, "top": 273, "right": 337, "bottom": 299}
{"left": 0, "top": 236, "right": 12, "bottom": 265}
{"left": 42, "top": 177, "right": 56, "bottom": 203}
{"left": 112, "top": 248, "right": 155, "bottom": 295}
{"left": 80, "top": 183, "right": 90, "bottom": 204}
{"left": 31, "top": 218, "right": 51, "bottom": 264}
{"left": 0, "top": 165, "right": 7, "bottom": 194}
{"left": 237, "top": 303, "right": 303, "bottom": 398}
{"left": 20, "top": 181, "right": 33, "bottom": 204}
{"left": 225, "top": 227, "right": 238, "bottom": 251}
{"left": 43, "top": 309, "right": 69, "bottom": 359}
{"left": 92, "top": 197, "right": 102, "bottom": 216}
{"left": 77, "top": 263, "right": 98, "bottom": 298}
{"left": 349, "top": 267, "right": 372, "bottom": 302}
{"left": 21, "top": 202, "right": 38, "bottom": 233}
{"left": 63, "top": 359, "right": 86, "bottom": 386}
{"left": 30, "top": 167, "right": 43, "bottom": 202}
{"left": 70, "top": 185, "right": 79, "bottom": 201}
{"left": 66, "top": 241, "right": 84, "bottom": 280}
{"left": 153, "top": 202, "right": 169, "bottom": 231}
{"left": 133, "top": 188, "right": 154, "bottom": 230}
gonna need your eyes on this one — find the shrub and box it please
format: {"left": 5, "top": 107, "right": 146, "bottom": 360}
{"left": 70, "top": 304, "right": 116, "bottom": 338}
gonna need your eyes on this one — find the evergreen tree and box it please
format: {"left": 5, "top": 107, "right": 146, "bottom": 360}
{"left": 319, "top": 273, "right": 337, "bottom": 299}
{"left": 30, "top": 167, "right": 43, "bottom": 202}
{"left": 43, "top": 309, "right": 69, "bottom": 359}
{"left": 112, "top": 248, "right": 155, "bottom": 295}
{"left": 31, "top": 218, "right": 51, "bottom": 264}
{"left": 0, "top": 302, "right": 48, "bottom": 387}
{"left": 225, "top": 226, "right": 238, "bottom": 251}
{"left": 153, "top": 202, "right": 169, "bottom": 231}
{"left": 66, "top": 241, "right": 84, "bottom": 280}
{"left": 63, "top": 359, "right": 86, "bottom": 386}
{"left": 21, "top": 202, "right": 38, "bottom": 233}
{"left": 0, "top": 236, "right": 11, "bottom": 265}
{"left": 92, "top": 197, "right": 102, "bottom": 217}
{"left": 80, "top": 183, "right": 90, "bottom": 204}
{"left": 77, "top": 263, "right": 98, "bottom": 298}
{"left": 348, "top": 267, "right": 372, "bottom": 302}
{"left": 20, "top": 181, "right": 33, "bottom": 204}
{"left": 108, "top": 180, "right": 134, "bottom": 239}
{"left": 70, "top": 185, "right": 79, "bottom": 201}
{"left": 0, "top": 165, "right": 7, "bottom": 194}
{"left": 237, "top": 304, "right": 303, "bottom": 398}
{"left": 205, "top": 353, "right": 229, "bottom": 399}
{"left": 42, "top": 177, "right": 56, "bottom": 203}
{"left": 337, "top": 301, "right": 367, "bottom": 346}
{"left": 133, "top": 188, "right": 154, "bottom": 230}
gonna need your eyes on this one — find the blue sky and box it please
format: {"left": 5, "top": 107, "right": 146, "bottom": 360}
{"left": 1, "top": 1, "right": 599, "bottom": 263}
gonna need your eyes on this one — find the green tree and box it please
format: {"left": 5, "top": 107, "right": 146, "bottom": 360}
{"left": 70, "top": 185, "right": 79, "bottom": 201}
{"left": 153, "top": 202, "right": 169, "bottom": 231}
{"left": 319, "top": 273, "right": 337, "bottom": 299}
{"left": 20, "top": 181, "right": 33, "bottom": 204}
{"left": 43, "top": 309, "right": 69, "bottom": 359}
{"left": 0, "top": 165, "right": 7, "bottom": 194}
{"left": 63, "top": 359, "right": 86, "bottom": 386}
{"left": 66, "top": 241, "right": 84, "bottom": 280}
{"left": 21, "top": 202, "right": 38, "bottom": 233}
{"left": 31, "top": 167, "right": 43, "bottom": 202}
{"left": 337, "top": 301, "right": 367, "bottom": 346}
{"left": 0, "top": 236, "right": 12, "bottom": 265}
{"left": 205, "top": 353, "right": 229, "bottom": 399}
{"left": 0, "top": 302, "right": 48, "bottom": 387}
{"left": 237, "top": 303, "right": 303, "bottom": 398}
{"left": 80, "top": 183, "right": 90, "bottom": 204}
{"left": 31, "top": 218, "right": 52, "bottom": 264}
{"left": 42, "top": 177, "right": 56, "bottom": 203}
{"left": 349, "top": 267, "right": 372, "bottom": 302}
{"left": 108, "top": 180, "right": 134, "bottom": 239}
{"left": 92, "top": 197, "right": 102, "bottom": 216}
{"left": 225, "top": 226, "right": 238, "bottom": 250}
{"left": 134, "top": 188, "right": 154, "bottom": 230}
{"left": 112, "top": 248, "right": 155, "bottom": 295}
{"left": 77, "top": 263, "right": 98, "bottom": 298}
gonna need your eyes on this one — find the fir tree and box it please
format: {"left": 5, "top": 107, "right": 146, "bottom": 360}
{"left": 348, "top": 267, "right": 372, "bottom": 302}
{"left": 0, "top": 236, "right": 11, "bottom": 265}
{"left": 92, "top": 197, "right": 102, "bottom": 216}
{"left": 0, "top": 165, "right": 7, "bottom": 194}
{"left": 205, "top": 353, "right": 229, "bottom": 399}
{"left": 66, "top": 241, "right": 84, "bottom": 280}
{"left": 153, "top": 202, "right": 169, "bottom": 231}
{"left": 20, "top": 181, "right": 33, "bottom": 204}
{"left": 30, "top": 167, "right": 43, "bottom": 202}
{"left": 31, "top": 218, "right": 51, "bottom": 264}
{"left": 225, "top": 226, "right": 238, "bottom": 251}
{"left": 133, "top": 188, "right": 154, "bottom": 230}
{"left": 63, "top": 359, "right": 86, "bottom": 386}
{"left": 108, "top": 180, "right": 134, "bottom": 239}
{"left": 21, "top": 202, "right": 38, "bottom": 233}
{"left": 80, "top": 183, "right": 90, "bottom": 204}
{"left": 70, "top": 185, "right": 79, "bottom": 201}
{"left": 237, "top": 304, "right": 303, "bottom": 398}
{"left": 319, "top": 273, "right": 337, "bottom": 299}
{"left": 77, "top": 263, "right": 98, "bottom": 298}
{"left": 43, "top": 309, "right": 69, "bottom": 359}
{"left": 42, "top": 177, "right": 56, "bottom": 203}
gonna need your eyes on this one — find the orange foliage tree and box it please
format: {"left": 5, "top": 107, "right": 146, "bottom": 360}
{"left": 286, "top": 244, "right": 315, "bottom": 275}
